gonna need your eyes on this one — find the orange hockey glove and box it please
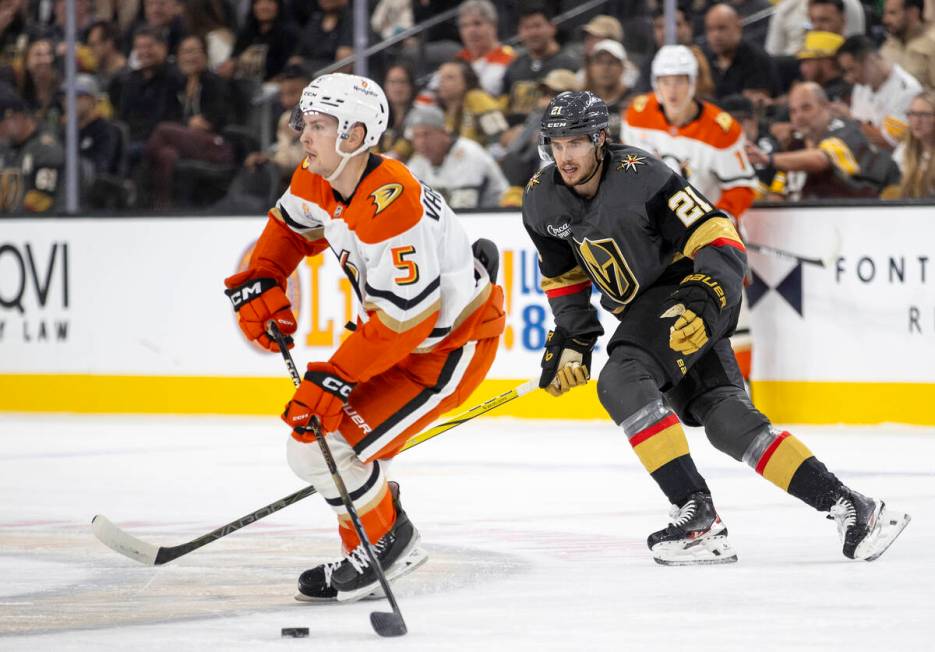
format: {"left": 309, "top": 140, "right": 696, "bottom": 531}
{"left": 282, "top": 362, "right": 355, "bottom": 441}
{"left": 224, "top": 271, "right": 296, "bottom": 352}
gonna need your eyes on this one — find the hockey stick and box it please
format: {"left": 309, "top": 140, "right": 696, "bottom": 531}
{"left": 92, "top": 366, "right": 537, "bottom": 567}
{"left": 272, "top": 324, "right": 406, "bottom": 637}
{"left": 745, "top": 241, "right": 826, "bottom": 268}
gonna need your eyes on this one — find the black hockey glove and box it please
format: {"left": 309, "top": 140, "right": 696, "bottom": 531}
{"left": 539, "top": 327, "right": 597, "bottom": 397}
{"left": 659, "top": 274, "right": 727, "bottom": 355}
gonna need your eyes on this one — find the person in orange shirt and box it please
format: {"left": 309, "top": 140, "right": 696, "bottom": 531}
{"left": 224, "top": 73, "right": 505, "bottom": 603}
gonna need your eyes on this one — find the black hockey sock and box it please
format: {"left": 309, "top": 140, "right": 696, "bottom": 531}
{"left": 786, "top": 457, "right": 844, "bottom": 512}
{"left": 651, "top": 454, "right": 711, "bottom": 506}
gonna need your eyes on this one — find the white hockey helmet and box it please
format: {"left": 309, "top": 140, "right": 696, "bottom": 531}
{"left": 290, "top": 73, "right": 389, "bottom": 181}
{"left": 651, "top": 44, "right": 698, "bottom": 85}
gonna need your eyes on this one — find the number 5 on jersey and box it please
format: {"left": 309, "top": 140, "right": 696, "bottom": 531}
{"left": 392, "top": 245, "right": 419, "bottom": 285}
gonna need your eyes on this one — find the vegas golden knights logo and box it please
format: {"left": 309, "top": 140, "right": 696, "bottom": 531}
{"left": 576, "top": 237, "right": 639, "bottom": 305}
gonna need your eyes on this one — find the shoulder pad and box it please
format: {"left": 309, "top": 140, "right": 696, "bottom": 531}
{"left": 714, "top": 111, "right": 734, "bottom": 133}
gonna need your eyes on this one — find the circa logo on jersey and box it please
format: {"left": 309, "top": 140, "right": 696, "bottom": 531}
{"left": 370, "top": 183, "right": 403, "bottom": 215}
{"left": 547, "top": 222, "right": 571, "bottom": 239}
{"left": 576, "top": 236, "right": 639, "bottom": 305}
{"left": 617, "top": 153, "right": 646, "bottom": 173}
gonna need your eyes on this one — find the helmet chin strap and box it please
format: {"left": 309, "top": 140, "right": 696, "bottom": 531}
{"left": 325, "top": 132, "right": 369, "bottom": 183}
{"left": 574, "top": 137, "right": 604, "bottom": 187}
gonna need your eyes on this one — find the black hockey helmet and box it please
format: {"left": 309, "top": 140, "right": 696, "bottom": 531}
{"left": 538, "top": 91, "right": 609, "bottom": 161}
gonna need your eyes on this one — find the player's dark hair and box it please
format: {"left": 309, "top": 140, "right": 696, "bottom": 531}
{"left": 808, "top": 0, "right": 845, "bottom": 13}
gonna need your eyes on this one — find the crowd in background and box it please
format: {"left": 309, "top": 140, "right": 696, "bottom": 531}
{"left": 2, "top": 0, "right": 935, "bottom": 214}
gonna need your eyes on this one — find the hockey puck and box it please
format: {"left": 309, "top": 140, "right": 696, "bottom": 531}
{"left": 281, "top": 627, "right": 309, "bottom": 638}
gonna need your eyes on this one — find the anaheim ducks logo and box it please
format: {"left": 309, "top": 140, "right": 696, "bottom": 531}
{"left": 617, "top": 153, "right": 646, "bottom": 173}
{"left": 370, "top": 183, "right": 403, "bottom": 215}
{"left": 575, "top": 236, "right": 639, "bottom": 305}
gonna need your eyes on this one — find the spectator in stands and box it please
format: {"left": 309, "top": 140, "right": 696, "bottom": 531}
{"left": 0, "top": 0, "right": 28, "bottom": 71}
{"left": 112, "top": 28, "right": 183, "bottom": 168}
{"left": 93, "top": 0, "right": 141, "bottom": 37}
{"left": 893, "top": 90, "right": 935, "bottom": 197}
{"left": 580, "top": 14, "right": 624, "bottom": 56}
{"left": 454, "top": 0, "right": 515, "bottom": 97}
{"left": 881, "top": 0, "right": 935, "bottom": 90}
{"left": 501, "top": 2, "right": 577, "bottom": 123}
{"left": 292, "top": 0, "right": 354, "bottom": 76}
{"left": 745, "top": 81, "right": 901, "bottom": 199}
{"left": 143, "top": 34, "right": 233, "bottom": 208}
{"left": 0, "top": 87, "right": 64, "bottom": 213}
{"left": 719, "top": 93, "right": 782, "bottom": 199}
{"left": 636, "top": 5, "right": 715, "bottom": 99}
{"left": 574, "top": 14, "right": 640, "bottom": 94}
{"left": 497, "top": 67, "right": 578, "bottom": 195}
{"left": 378, "top": 62, "right": 417, "bottom": 161}
{"left": 126, "top": 0, "right": 185, "bottom": 60}
{"left": 47, "top": 0, "right": 97, "bottom": 72}
{"left": 435, "top": 59, "right": 508, "bottom": 147}
{"left": 182, "top": 0, "right": 235, "bottom": 71}
{"left": 405, "top": 104, "right": 509, "bottom": 209}
{"left": 797, "top": 30, "right": 850, "bottom": 104}
{"left": 86, "top": 20, "right": 127, "bottom": 92}
{"left": 14, "top": 37, "right": 61, "bottom": 132}
{"left": 582, "top": 39, "right": 634, "bottom": 140}
{"left": 371, "top": 0, "right": 413, "bottom": 41}
{"left": 703, "top": 3, "right": 780, "bottom": 103}
{"left": 218, "top": 0, "right": 299, "bottom": 82}
{"left": 837, "top": 34, "right": 921, "bottom": 150}
{"left": 766, "top": 0, "right": 865, "bottom": 56}
{"left": 723, "top": 0, "right": 772, "bottom": 46}
{"left": 808, "top": 0, "right": 849, "bottom": 35}
{"left": 72, "top": 74, "right": 119, "bottom": 179}
{"left": 244, "top": 64, "right": 307, "bottom": 181}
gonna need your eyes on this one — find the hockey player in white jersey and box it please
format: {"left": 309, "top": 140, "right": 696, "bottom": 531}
{"left": 224, "top": 73, "right": 505, "bottom": 602}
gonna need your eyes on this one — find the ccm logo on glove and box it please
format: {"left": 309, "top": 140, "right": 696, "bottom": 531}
{"left": 282, "top": 362, "right": 356, "bottom": 439}
{"left": 227, "top": 279, "right": 273, "bottom": 310}
{"left": 223, "top": 271, "right": 296, "bottom": 352}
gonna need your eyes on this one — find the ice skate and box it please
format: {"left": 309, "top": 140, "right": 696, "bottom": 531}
{"left": 295, "top": 559, "right": 382, "bottom": 603}
{"left": 648, "top": 491, "right": 738, "bottom": 565}
{"left": 829, "top": 487, "right": 910, "bottom": 561}
{"left": 295, "top": 483, "right": 428, "bottom": 603}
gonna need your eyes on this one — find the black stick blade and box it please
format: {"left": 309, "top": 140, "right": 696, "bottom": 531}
{"left": 370, "top": 611, "right": 407, "bottom": 637}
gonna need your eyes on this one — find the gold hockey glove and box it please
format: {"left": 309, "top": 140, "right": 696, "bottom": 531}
{"left": 660, "top": 274, "right": 727, "bottom": 356}
{"left": 539, "top": 327, "right": 596, "bottom": 397}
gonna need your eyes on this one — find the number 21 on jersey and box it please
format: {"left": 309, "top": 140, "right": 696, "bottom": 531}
{"left": 668, "top": 185, "right": 713, "bottom": 227}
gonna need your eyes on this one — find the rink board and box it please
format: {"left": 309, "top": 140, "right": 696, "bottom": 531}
{"left": 1, "top": 207, "right": 933, "bottom": 424}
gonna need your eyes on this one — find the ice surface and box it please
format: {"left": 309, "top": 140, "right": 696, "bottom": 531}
{"left": 1, "top": 413, "right": 932, "bottom": 651}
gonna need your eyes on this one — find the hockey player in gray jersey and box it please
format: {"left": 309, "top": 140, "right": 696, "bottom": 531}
{"left": 523, "top": 90, "right": 910, "bottom": 565}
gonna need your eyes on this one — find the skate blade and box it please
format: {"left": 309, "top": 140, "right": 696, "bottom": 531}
{"left": 293, "top": 590, "right": 384, "bottom": 604}
{"left": 652, "top": 534, "right": 738, "bottom": 566}
{"left": 857, "top": 507, "right": 911, "bottom": 562}
{"left": 335, "top": 545, "right": 429, "bottom": 603}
